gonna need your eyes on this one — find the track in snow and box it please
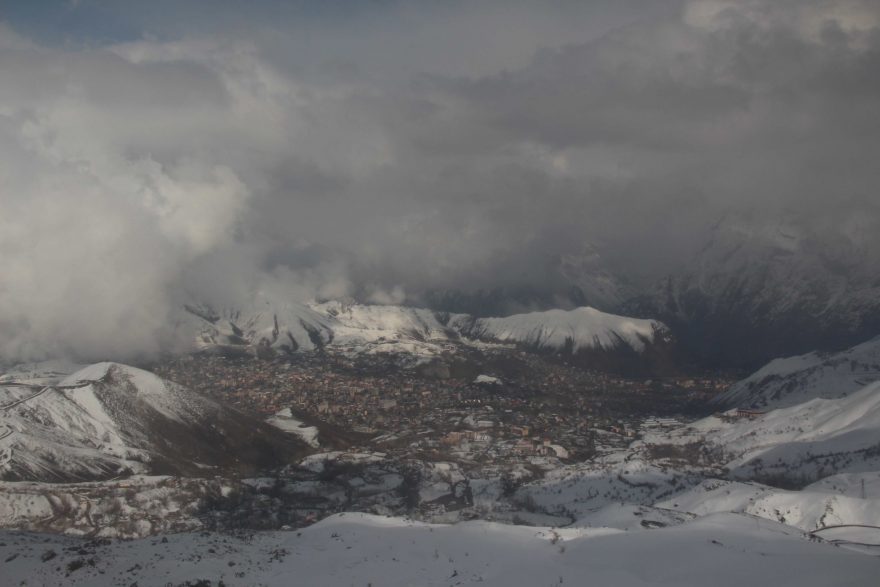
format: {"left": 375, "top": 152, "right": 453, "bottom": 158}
{"left": 0, "top": 385, "right": 52, "bottom": 412}
{"left": 0, "top": 378, "right": 97, "bottom": 443}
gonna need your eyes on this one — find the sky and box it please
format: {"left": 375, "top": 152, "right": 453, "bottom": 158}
{"left": 1, "top": 0, "right": 879, "bottom": 361}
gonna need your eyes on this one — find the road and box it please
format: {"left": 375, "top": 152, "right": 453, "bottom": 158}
{"left": 0, "top": 385, "right": 52, "bottom": 412}
{"left": 0, "top": 380, "right": 90, "bottom": 443}
{"left": 0, "top": 378, "right": 100, "bottom": 444}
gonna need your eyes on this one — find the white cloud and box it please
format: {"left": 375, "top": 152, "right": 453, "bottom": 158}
{"left": 1, "top": 1, "right": 878, "bottom": 361}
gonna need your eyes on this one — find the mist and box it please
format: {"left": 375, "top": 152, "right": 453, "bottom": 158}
{"left": 1, "top": 0, "right": 879, "bottom": 362}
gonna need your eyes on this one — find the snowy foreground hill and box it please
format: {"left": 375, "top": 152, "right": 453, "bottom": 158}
{"left": 1, "top": 511, "right": 878, "bottom": 586}
{"left": 0, "top": 363, "right": 307, "bottom": 481}
{"left": 644, "top": 335, "right": 880, "bottom": 484}
{"left": 180, "top": 297, "right": 666, "bottom": 358}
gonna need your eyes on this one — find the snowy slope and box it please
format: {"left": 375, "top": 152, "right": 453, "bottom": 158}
{"left": 657, "top": 382, "right": 880, "bottom": 482}
{"left": 180, "top": 298, "right": 459, "bottom": 358}
{"left": 657, "top": 478, "right": 880, "bottom": 532}
{"left": 450, "top": 306, "right": 665, "bottom": 352}
{"left": 805, "top": 471, "right": 880, "bottom": 499}
{"left": 267, "top": 408, "right": 320, "bottom": 448}
{"left": 181, "top": 297, "right": 335, "bottom": 354}
{"left": 315, "top": 301, "right": 457, "bottom": 358}
{"left": 0, "top": 362, "right": 307, "bottom": 481}
{"left": 1, "top": 511, "right": 877, "bottom": 586}
{"left": 713, "top": 336, "right": 880, "bottom": 410}
{"left": 513, "top": 451, "right": 701, "bottom": 522}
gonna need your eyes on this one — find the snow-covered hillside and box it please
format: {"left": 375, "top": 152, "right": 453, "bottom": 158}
{"left": 652, "top": 382, "right": 880, "bottom": 483}
{"left": 656, "top": 478, "right": 880, "bottom": 532}
{"left": 450, "top": 306, "right": 665, "bottom": 353}
{"left": 180, "top": 297, "right": 666, "bottom": 358}
{"left": 316, "top": 301, "right": 456, "bottom": 353}
{"left": 180, "top": 298, "right": 335, "bottom": 354}
{"left": 714, "top": 336, "right": 880, "bottom": 410}
{"left": 1, "top": 511, "right": 877, "bottom": 586}
{"left": 0, "top": 363, "right": 307, "bottom": 481}
{"left": 180, "top": 297, "right": 458, "bottom": 358}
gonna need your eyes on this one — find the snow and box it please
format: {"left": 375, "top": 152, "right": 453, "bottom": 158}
{"left": 0, "top": 362, "right": 263, "bottom": 481}
{"left": 452, "top": 306, "right": 664, "bottom": 352}
{"left": 715, "top": 336, "right": 880, "bottom": 410}
{"left": 647, "top": 381, "right": 880, "bottom": 481}
{"left": 656, "top": 478, "right": 880, "bottom": 532}
{"left": 267, "top": 409, "right": 320, "bottom": 448}
{"left": 59, "top": 362, "right": 188, "bottom": 424}
{"left": 805, "top": 472, "right": 880, "bottom": 498}
{"left": 181, "top": 298, "right": 665, "bottom": 357}
{"left": 1, "top": 364, "right": 152, "bottom": 480}
{"left": 180, "top": 296, "right": 335, "bottom": 353}
{"left": 1, "top": 342, "right": 880, "bottom": 583}
{"left": 0, "top": 360, "right": 83, "bottom": 385}
{"left": 474, "top": 374, "right": 501, "bottom": 385}
{"left": 1, "top": 511, "right": 877, "bottom": 586}
{"left": 315, "top": 301, "right": 451, "bottom": 345}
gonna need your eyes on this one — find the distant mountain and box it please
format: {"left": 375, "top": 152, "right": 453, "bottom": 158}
{"left": 449, "top": 307, "right": 665, "bottom": 354}
{"left": 0, "top": 362, "right": 307, "bottom": 482}
{"left": 447, "top": 306, "right": 674, "bottom": 375}
{"left": 179, "top": 297, "right": 671, "bottom": 372}
{"left": 180, "top": 298, "right": 335, "bottom": 355}
{"left": 628, "top": 219, "right": 880, "bottom": 369}
{"left": 180, "top": 298, "right": 456, "bottom": 358}
{"left": 713, "top": 336, "right": 880, "bottom": 411}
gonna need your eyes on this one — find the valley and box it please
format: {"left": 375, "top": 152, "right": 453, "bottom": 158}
{"left": 4, "top": 2, "right": 880, "bottom": 582}
{"left": 0, "top": 304, "right": 880, "bottom": 585}
{"left": 2, "top": 305, "right": 879, "bottom": 585}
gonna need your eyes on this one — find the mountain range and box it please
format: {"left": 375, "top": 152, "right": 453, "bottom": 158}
{"left": 179, "top": 297, "right": 669, "bottom": 367}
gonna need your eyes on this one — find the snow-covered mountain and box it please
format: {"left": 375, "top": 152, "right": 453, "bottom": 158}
{"left": 0, "top": 362, "right": 307, "bottom": 481}
{"left": 180, "top": 298, "right": 335, "bottom": 354}
{"left": 713, "top": 336, "right": 880, "bottom": 410}
{"left": 450, "top": 306, "right": 665, "bottom": 353}
{"left": 180, "top": 297, "right": 458, "bottom": 361}
{"left": 630, "top": 218, "right": 880, "bottom": 368}
{"left": 179, "top": 297, "right": 668, "bottom": 360}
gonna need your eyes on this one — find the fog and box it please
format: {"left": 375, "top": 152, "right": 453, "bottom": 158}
{"left": 1, "top": 0, "right": 879, "bottom": 361}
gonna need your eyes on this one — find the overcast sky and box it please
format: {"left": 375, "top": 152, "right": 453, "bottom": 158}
{"left": 1, "top": 0, "right": 879, "bottom": 361}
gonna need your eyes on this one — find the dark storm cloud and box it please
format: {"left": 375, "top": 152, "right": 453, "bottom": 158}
{"left": 1, "top": 0, "right": 879, "bottom": 361}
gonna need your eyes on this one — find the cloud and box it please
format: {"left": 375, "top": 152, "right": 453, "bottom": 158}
{"left": 0, "top": 1, "right": 879, "bottom": 361}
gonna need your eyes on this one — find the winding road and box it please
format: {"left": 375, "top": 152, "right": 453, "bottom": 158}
{"left": 0, "top": 378, "right": 97, "bottom": 444}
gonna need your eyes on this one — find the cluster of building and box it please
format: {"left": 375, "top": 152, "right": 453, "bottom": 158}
{"left": 153, "top": 348, "right": 731, "bottom": 467}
